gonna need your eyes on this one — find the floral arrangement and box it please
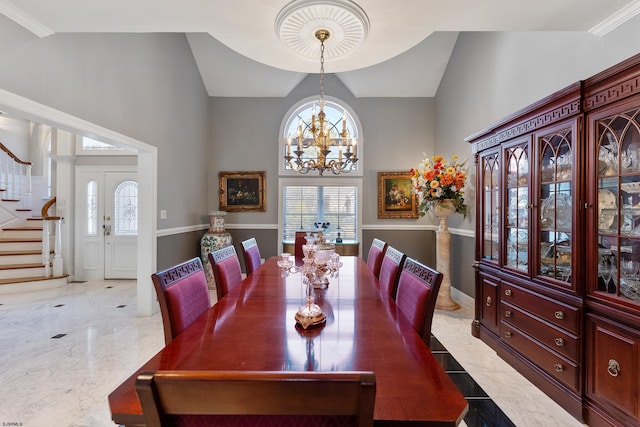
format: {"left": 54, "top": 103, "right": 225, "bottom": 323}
{"left": 410, "top": 154, "right": 468, "bottom": 218}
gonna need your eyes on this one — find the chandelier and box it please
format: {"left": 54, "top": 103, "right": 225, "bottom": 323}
{"left": 284, "top": 29, "right": 358, "bottom": 176}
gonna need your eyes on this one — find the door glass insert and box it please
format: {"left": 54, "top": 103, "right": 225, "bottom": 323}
{"left": 114, "top": 180, "right": 138, "bottom": 236}
{"left": 596, "top": 107, "right": 640, "bottom": 303}
{"left": 505, "top": 144, "right": 529, "bottom": 271}
{"left": 481, "top": 152, "right": 500, "bottom": 261}
{"left": 539, "top": 128, "right": 573, "bottom": 283}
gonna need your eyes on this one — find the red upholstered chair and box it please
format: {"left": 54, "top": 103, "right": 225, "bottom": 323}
{"left": 294, "top": 231, "right": 308, "bottom": 261}
{"left": 151, "top": 257, "right": 211, "bottom": 345}
{"left": 240, "top": 237, "right": 262, "bottom": 276}
{"left": 378, "top": 246, "right": 406, "bottom": 300}
{"left": 366, "top": 238, "right": 387, "bottom": 278}
{"left": 135, "top": 370, "right": 376, "bottom": 427}
{"left": 396, "top": 257, "right": 443, "bottom": 340}
{"left": 209, "top": 245, "right": 243, "bottom": 302}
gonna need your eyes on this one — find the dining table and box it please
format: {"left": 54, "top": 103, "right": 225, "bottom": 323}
{"left": 108, "top": 256, "right": 468, "bottom": 426}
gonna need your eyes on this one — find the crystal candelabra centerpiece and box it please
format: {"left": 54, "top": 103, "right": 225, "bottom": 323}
{"left": 278, "top": 234, "right": 343, "bottom": 329}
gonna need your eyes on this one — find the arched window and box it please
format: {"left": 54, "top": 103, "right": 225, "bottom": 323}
{"left": 279, "top": 96, "right": 362, "bottom": 176}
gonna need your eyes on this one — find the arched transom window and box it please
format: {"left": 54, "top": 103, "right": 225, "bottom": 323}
{"left": 280, "top": 98, "right": 361, "bottom": 175}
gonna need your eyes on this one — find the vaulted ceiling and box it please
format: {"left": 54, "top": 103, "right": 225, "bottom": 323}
{"left": 1, "top": 0, "right": 638, "bottom": 97}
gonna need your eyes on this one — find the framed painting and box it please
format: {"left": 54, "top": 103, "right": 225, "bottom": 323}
{"left": 219, "top": 171, "right": 266, "bottom": 212}
{"left": 377, "top": 171, "right": 418, "bottom": 219}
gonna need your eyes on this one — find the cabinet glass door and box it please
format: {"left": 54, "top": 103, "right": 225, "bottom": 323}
{"left": 596, "top": 107, "right": 640, "bottom": 304}
{"left": 481, "top": 151, "right": 500, "bottom": 262}
{"left": 538, "top": 128, "right": 573, "bottom": 284}
{"left": 505, "top": 142, "right": 529, "bottom": 272}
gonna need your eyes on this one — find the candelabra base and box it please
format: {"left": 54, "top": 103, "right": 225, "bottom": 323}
{"left": 295, "top": 303, "right": 326, "bottom": 329}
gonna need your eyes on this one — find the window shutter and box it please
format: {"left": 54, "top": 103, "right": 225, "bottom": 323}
{"left": 283, "top": 184, "right": 357, "bottom": 242}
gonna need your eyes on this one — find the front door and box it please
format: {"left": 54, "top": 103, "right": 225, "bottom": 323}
{"left": 75, "top": 167, "right": 138, "bottom": 280}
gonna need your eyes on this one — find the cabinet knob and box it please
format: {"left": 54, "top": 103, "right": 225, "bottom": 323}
{"left": 504, "top": 289, "right": 512, "bottom": 297}
{"left": 485, "top": 296, "right": 492, "bottom": 306}
{"left": 554, "top": 338, "right": 565, "bottom": 347}
{"left": 504, "top": 331, "right": 512, "bottom": 338}
{"left": 554, "top": 311, "right": 565, "bottom": 320}
{"left": 607, "top": 359, "right": 620, "bottom": 377}
{"left": 554, "top": 364, "right": 564, "bottom": 372}
{"left": 504, "top": 310, "right": 512, "bottom": 318}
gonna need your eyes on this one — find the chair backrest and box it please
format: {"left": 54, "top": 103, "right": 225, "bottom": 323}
{"left": 378, "top": 246, "right": 406, "bottom": 299}
{"left": 366, "top": 238, "right": 387, "bottom": 278}
{"left": 396, "top": 257, "right": 443, "bottom": 340}
{"left": 208, "top": 245, "right": 243, "bottom": 301}
{"left": 151, "top": 257, "right": 211, "bottom": 345}
{"left": 294, "top": 231, "right": 308, "bottom": 260}
{"left": 241, "top": 237, "right": 262, "bottom": 275}
{"left": 135, "top": 370, "right": 376, "bottom": 427}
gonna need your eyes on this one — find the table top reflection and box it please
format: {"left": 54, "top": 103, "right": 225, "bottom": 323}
{"left": 108, "top": 256, "right": 467, "bottom": 426}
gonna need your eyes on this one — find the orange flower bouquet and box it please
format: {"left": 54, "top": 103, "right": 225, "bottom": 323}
{"left": 410, "top": 154, "right": 468, "bottom": 218}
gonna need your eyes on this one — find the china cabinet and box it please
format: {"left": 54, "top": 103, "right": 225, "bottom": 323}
{"left": 469, "top": 82, "right": 585, "bottom": 419}
{"left": 583, "top": 55, "right": 640, "bottom": 427}
{"left": 470, "top": 53, "right": 640, "bottom": 426}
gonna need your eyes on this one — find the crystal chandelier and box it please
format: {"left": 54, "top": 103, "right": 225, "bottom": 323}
{"left": 284, "top": 29, "right": 358, "bottom": 176}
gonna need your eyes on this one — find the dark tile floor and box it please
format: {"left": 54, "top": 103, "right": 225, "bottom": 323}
{"left": 430, "top": 335, "right": 516, "bottom": 427}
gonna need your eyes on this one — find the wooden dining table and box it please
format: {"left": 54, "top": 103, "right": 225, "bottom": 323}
{"left": 108, "top": 256, "right": 468, "bottom": 426}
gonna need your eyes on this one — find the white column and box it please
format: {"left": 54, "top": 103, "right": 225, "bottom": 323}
{"left": 52, "top": 219, "right": 63, "bottom": 276}
{"left": 42, "top": 220, "right": 51, "bottom": 277}
{"left": 49, "top": 129, "right": 76, "bottom": 277}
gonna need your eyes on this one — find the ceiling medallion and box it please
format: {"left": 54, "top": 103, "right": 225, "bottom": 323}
{"left": 275, "top": 0, "right": 370, "bottom": 61}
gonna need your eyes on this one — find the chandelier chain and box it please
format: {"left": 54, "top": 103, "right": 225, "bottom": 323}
{"left": 319, "top": 36, "right": 325, "bottom": 104}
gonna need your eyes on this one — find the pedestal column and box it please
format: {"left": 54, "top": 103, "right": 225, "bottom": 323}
{"left": 434, "top": 200, "right": 461, "bottom": 311}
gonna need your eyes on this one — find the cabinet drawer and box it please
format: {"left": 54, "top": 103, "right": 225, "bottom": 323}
{"left": 586, "top": 314, "right": 640, "bottom": 422}
{"left": 501, "top": 283, "right": 580, "bottom": 334}
{"left": 502, "top": 301, "right": 579, "bottom": 362}
{"left": 501, "top": 321, "right": 580, "bottom": 392}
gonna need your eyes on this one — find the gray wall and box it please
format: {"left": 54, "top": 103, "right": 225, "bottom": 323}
{"left": 0, "top": 31, "right": 210, "bottom": 268}
{"left": 209, "top": 74, "right": 438, "bottom": 271}
{"left": 209, "top": 74, "right": 435, "bottom": 225}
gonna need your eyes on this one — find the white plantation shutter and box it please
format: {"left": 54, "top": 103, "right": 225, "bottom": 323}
{"left": 283, "top": 184, "right": 357, "bottom": 241}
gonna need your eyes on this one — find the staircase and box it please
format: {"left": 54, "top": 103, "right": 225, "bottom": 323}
{"left": 0, "top": 141, "right": 68, "bottom": 294}
{"left": 0, "top": 201, "right": 68, "bottom": 294}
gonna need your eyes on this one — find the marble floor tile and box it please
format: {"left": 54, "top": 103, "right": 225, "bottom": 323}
{"left": 432, "top": 303, "right": 587, "bottom": 427}
{"left": 0, "top": 280, "right": 587, "bottom": 426}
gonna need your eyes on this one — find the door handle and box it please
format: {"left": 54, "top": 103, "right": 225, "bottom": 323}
{"left": 104, "top": 224, "right": 112, "bottom": 236}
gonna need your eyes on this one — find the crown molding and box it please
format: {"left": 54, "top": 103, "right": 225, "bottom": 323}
{"left": 0, "top": 0, "right": 54, "bottom": 37}
{"left": 589, "top": 0, "right": 640, "bottom": 36}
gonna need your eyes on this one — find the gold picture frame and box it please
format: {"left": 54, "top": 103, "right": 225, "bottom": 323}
{"left": 219, "top": 171, "right": 266, "bottom": 212}
{"left": 377, "top": 171, "right": 418, "bottom": 219}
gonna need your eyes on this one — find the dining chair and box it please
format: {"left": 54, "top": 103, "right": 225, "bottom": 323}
{"left": 135, "top": 370, "right": 377, "bottom": 427}
{"left": 209, "top": 245, "right": 243, "bottom": 301}
{"left": 240, "top": 237, "right": 262, "bottom": 275}
{"left": 151, "top": 257, "right": 211, "bottom": 345}
{"left": 395, "top": 257, "right": 443, "bottom": 340}
{"left": 378, "top": 246, "right": 406, "bottom": 300}
{"left": 294, "top": 231, "right": 308, "bottom": 261}
{"left": 366, "top": 238, "right": 387, "bottom": 278}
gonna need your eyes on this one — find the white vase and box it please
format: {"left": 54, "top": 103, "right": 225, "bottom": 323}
{"left": 433, "top": 199, "right": 456, "bottom": 219}
{"left": 200, "top": 211, "right": 233, "bottom": 289}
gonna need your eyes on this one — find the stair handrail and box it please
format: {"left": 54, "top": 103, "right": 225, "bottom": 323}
{"left": 0, "top": 141, "right": 32, "bottom": 204}
{"left": 41, "top": 196, "right": 59, "bottom": 220}
{"left": 41, "top": 197, "right": 63, "bottom": 277}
